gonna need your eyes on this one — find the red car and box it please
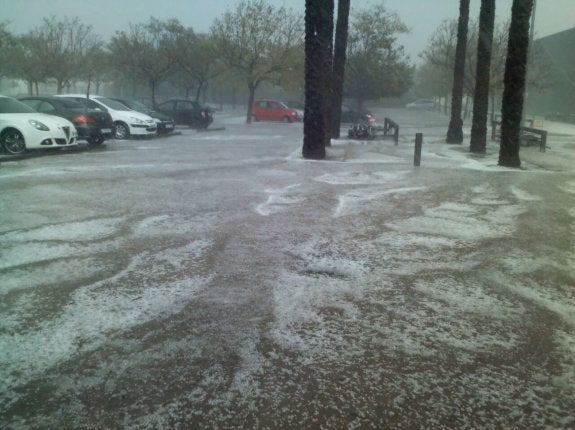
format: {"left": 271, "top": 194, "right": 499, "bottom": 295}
{"left": 251, "top": 99, "right": 301, "bottom": 123}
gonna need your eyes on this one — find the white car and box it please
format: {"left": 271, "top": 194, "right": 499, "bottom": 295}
{"left": 0, "top": 95, "right": 78, "bottom": 155}
{"left": 55, "top": 94, "right": 157, "bottom": 139}
{"left": 406, "top": 99, "right": 437, "bottom": 110}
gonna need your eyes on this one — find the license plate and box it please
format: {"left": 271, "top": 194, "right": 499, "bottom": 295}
{"left": 101, "top": 128, "right": 111, "bottom": 133}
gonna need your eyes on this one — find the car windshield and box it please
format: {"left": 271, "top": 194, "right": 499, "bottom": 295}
{"left": 0, "top": 97, "right": 37, "bottom": 113}
{"left": 96, "top": 97, "right": 132, "bottom": 111}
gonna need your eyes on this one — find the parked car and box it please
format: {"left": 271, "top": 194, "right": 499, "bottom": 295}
{"left": 406, "top": 99, "right": 437, "bottom": 110}
{"left": 0, "top": 95, "right": 78, "bottom": 155}
{"left": 251, "top": 99, "right": 301, "bottom": 123}
{"left": 284, "top": 100, "right": 305, "bottom": 119}
{"left": 55, "top": 94, "right": 157, "bottom": 139}
{"left": 155, "top": 98, "right": 213, "bottom": 129}
{"left": 340, "top": 104, "right": 376, "bottom": 125}
{"left": 110, "top": 98, "right": 176, "bottom": 135}
{"left": 19, "top": 96, "right": 113, "bottom": 146}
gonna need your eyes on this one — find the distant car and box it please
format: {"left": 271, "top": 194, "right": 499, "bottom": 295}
{"left": 406, "top": 99, "right": 436, "bottom": 110}
{"left": 340, "top": 104, "right": 376, "bottom": 125}
{"left": 0, "top": 95, "right": 78, "bottom": 155}
{"left": 55, "top": 94, "right": 157, "bottom": 139}
{"left": 251, "top": 99, "right": 301, "bottom": 123}
{"left": 19, "top": 96, "right": 113, "bottom": 146}
{"left": 111, "top": 98, "right": 175, "bottom": 134}
{"left": 155, "top": 98, "right": 213, "bottom": 129}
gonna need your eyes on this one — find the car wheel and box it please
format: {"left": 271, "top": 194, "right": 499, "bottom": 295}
{"left": 1, "top": 129, "right": 26, "bottom": 155}
{"left": 87, "top": 134, "right": 104, "bottom": 146}
{"left": 114, "top": 122, "right": 130, "bottom": 139}
{"left": 282, "top": 116, "right": 292, "bottom": 123}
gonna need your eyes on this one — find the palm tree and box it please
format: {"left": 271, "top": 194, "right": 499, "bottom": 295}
{"left": 330, "top": 0, "right": 350, "bottom": 139}
{"left": 302, "top": 0, "right": 332, "bottom": 159}
{"left": 470, "top": 0, "right": 496, "bottom": 153}
{"left": 446, "top": 0, "right": 470, "bottom": 144}
{"left": 499, "top": 0, "right": 534, "bottom": 167}
{"left": 322, "top": 0, "right": 334, "bottom": 146}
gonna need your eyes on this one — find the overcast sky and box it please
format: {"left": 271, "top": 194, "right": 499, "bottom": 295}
{"left": 2, "top": 0, "right": 574, "bottom": 63}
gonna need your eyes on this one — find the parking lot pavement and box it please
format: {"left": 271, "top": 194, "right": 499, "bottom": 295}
{"left": 1, "top": 110, "right": 574, "bottom": 428}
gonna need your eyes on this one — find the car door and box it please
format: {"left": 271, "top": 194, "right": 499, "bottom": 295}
{"left": 267, "top": 101, "right": 282, "bottom": 121}
{"left": 252, "top": 100, "right": 266, "bottom": 120}
{"left": 176, "top": 101, "right": 195, "bottom": 125}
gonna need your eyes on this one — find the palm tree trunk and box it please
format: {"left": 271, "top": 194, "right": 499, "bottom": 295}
{"left": 470, "top": 0, "right": 496, "bottom": 153}
{"left": 330, "top": 0, "right": 350, "bottom": 139}
{"left": 322, "top": 0, "right": 334, "bottom": 146}
{"left": 499, "top": 0, "right": 534, "bottom": 168}
{"left": 303, "top": 0, "right": 329, "bottom": 160}
{"left": 446, "top": 0, "right": 470, "bottom": 144}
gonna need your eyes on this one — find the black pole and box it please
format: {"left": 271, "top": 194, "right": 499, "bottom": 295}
{"left": 414, "top": 133, "right": 423, "bottom": 166}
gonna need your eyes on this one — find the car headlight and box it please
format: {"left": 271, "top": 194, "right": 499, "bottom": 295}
{"left": 28, "top": 119, "right": 50, "bottom": 131}
{"left": 131, "top": 117, "right": 145, "bottom": 124}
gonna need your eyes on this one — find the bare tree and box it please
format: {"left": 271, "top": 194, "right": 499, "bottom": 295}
{"left": 499, "top": 0, "right": 535, "bottom": 168}
{"left": 345, "top": 4, "right": 411, "bottom": 110}
{"left": 108, "top": 18, "right": 181, "bottom": 108}
{"left": 7, "top": 34, "right": 49, "bottom": 95}
{"left": 171, "top": 32, "right": 223, "bottom": 101}
{"left": 331, "top": 0, "right": 350, "bottom": 139}
{"left": 211, "top": 0, "right": 303, "bottom": 123}
{"left": 0, "top": 22, "right": 13, "bottom": 78}
{"left": 419, "top": 20, "right": 458, "bottom": 111}
{"left": 470, "top": 0, "right": 496, "bottom": 153}
{"left": 446, "top": 0, "right": 470, "bottom": 143}
{"left": 34, "top": 16, "right": 102, "bottom": 94}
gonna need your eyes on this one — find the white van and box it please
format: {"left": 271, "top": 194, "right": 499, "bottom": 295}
{"left": 55, "top": 94, "right": 157, "bottom": 139}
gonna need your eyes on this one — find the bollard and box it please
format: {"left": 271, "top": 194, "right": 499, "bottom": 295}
{"left": 414, "top": 133, "right": 422, "bottom": 166}
{"left": 540, "top": 130, "right": 547, "bottom": 152}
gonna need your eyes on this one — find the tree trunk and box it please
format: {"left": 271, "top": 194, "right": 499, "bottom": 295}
{"left": 470, "top": 0, "right": 496, "bottom": 153}
{"left": 196, "top": 81, "right": 207, "bottom": 102}
{"left": 499, "top": 0, "right": 534, "bottom": 168}
{"left": 330, "top": 0, "right": 350, "bottom": 139}
{"left": 322, "top": 0, "right": 334, "bottom": 146}
{"left": 446, "top": 0, "right": 470, "bottom": 144}
{"left": 246, "top": 81, "right": 258, "bottom": 124}
{"left": 302, "top": 0, "right": 328, "bottom": 160}
{"left": 151, "top": 80, "right": 157, "bottom": 110}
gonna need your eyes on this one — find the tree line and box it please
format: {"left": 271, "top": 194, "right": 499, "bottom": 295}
{"left": 0, "top": 0, "right": 411, "bottom": 122}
